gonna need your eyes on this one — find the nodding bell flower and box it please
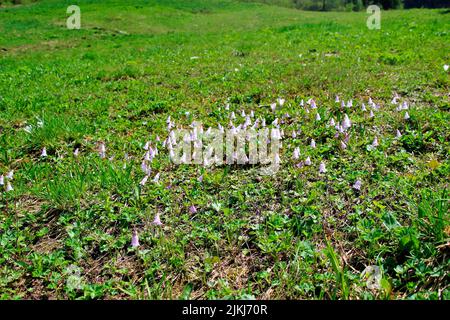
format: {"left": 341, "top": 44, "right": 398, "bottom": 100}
{"left": 156, "top": 136, "right": 160, "bottom": 142}
{"left": 310, "top": 139, "right": 316, "bottom": 148}
{"left": 225, "top": 103, "right": 230, "bottom": 111}
{"left": 6, "top": 170, "right": 13, "bottom": 180}
{"left": 343, "top": 132, "right": 350, "bottom": 144}
{"left": 329, "top": 118, "right": 336, "bottom": 126}
{"left": 270, "top": 103, "right": 276, "bottom": 112}
{"left": 230, "top": 111, "right": 236, "bottom": 120}
{"left": 241, "top": 110, "right": 246, "bottom": 117}
{"left": 300, "top": 99, "right": 304, "bottom": 107}
{"left": 152, "top": 212, "right": 162, "bottom": 226}
{"left": 319, "top": 162, "right": 326, "bottom": 174}
{"left": 272, "top": 118, "right": 279, "bottom": 126}
{"left": 292, "top": 131, "right": 297, "bottom": 138}
{"left": 261, "top": 118, "right": 266, "bottom": 127}
{"left": 144, "top": 141, "right": 150, "bottom": 150}
{"left": 342, "top": 114, "right": 351, "bottom": 130}
{"left": 353, "top": 179, "right": 362, "bottom": 191}
{"left": 347, "top": 100, "right": 353, "bottom": 108}
{"left": 99, "top": 142, "right": 106, "bottom": 159}
{"left": 131, "top": 230, "right": 140, "bottom": 248}
{"left": 341, "top": 100, "right": 345, "bottom": 109}
{"left": 140, "top": 175, "right": 149, "bottom": 186}
{"left": 6, "top": 182, "right": 13, "bottom": 192}
{"left": 41, "top": 147, "right": 47, "bottom": 157}
{"left": 141, "top": 161, "right": 150, "bottom": 175}
{"left": 305, "top": 156, "right": 312, "bottom": 166}
{"left": 396, "top": 129, "right": 402, "bottom": 138}
{"left": 369, "top": 110, "right": 374, "bottom": 118}
{"left": 315, "top": 113, "right": 321, "bottom": 121}
{"left": 74, "top": 148, "right": 79, "bottom": 157}
{"left": 404, "top": 112, "right": 410, "bottom": 120}
{"left": 335, "top": 95, "right": 340, "bottom": 103}
{"left": 444, "top": 64, "right": 449, "bottom": 72}
{"left": 152, "top": 172, "right": 160, "bottom": 183}
{"left": 250, "top": 110, "right": 255, "bottom": 118}
{"left": 368, "top": 97, "right": 373, "bottom": 105}
{"left": 402, "top": 102, "right": 408, "bottom": 110}
{"left": 189, "top": 205, "right": 197, "bottom": 214}
{"left": 372, "top": 136, "right": 379, "bottom": 147}
{"left": 0, "top": 175, "right": 4, "bottom": 185}
{"left": 293, "top": 147, "right": 300, "bottom": 160}
{"left": 361, "top": 103, "right": 367, "bottom": 111}
{"left": 310, "top": 100, "right": 317, "bottom": 109}
{"left": 340, "top": 140, "right": 347, "bottom": 150}
{"left": 277, "top": 98, "right": 285, "bottom": 106}
{"left": 197, "top": 175, "right": 203, "bottom": 182}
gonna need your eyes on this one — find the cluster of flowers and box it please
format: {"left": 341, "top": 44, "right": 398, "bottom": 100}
{"left": 14, "top": 93, "right": 413, "bottom": 248}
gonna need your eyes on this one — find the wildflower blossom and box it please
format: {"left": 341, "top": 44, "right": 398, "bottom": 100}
{"left": 305, "top": 157, "right": 312, "bottom": 166}
{"left": 131, "top": 230, "right": 139, "bottom": 248}
{"left": 6, "top": 182, "right": 13, "bottom": 192}
{"left": 293, "top": 147, "right": 300, "bottom": 160}
{"left": 329, "top": 118, "right": 335, "bottom": 126}
{"left": 140, "top": 175, "right": 149, "bottom": 186}
{"left": 342, "top": 114, "right": 351, "bottom": 130}
{"left": 189, "top": 205, "right": 197, "bottom": 214}
{"left": 404, "top": 112, "right": 410, "bottom": 120}
{"left": 152, "top": 212, "right": 162, "bottom": 226}
{"left": 353, "top": 179, "right": 362, "bottom": 191}
{"left": 319, "top": 162, "right": 326, "bottom": 173}
{"left": 372, "top": 136, "right": 379, "bottom": 147}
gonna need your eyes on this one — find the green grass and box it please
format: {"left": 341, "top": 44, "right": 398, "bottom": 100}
{"left": 0, "top": 0, "right": 449, "bottom": 300}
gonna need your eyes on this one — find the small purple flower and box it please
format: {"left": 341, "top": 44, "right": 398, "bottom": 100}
{"left": 319, "top": 162, "right": 326, "bottom": 174}
{"left": 140, "top": 175, "right": 149, "bottom": 186}
{"left": 197, "top": 175, "right": 203, "bottom": 182}
{"left": 404, "top": 112, "right": 410, "bottom": 120}
{"left": 0, "top": 175, "right": 4, "bottom": 186}
{"left": 396, "top": 129, "right": 402, "bottom": 138}
{"left": 152, "top": 213, "right": 162, "bottom": 226}
{"left": 189, "top": 205, "right": 197, "bottom": 214}
{"left": 6, "top": 182, "right": 13, "bottom": 192}
{"left": 353, "top": 179, "right": 362, "bottom": 191}
{"left": 41, "top": 147, "right": 47, "bottom": 157}
{"left": 293, "top": 147, "right": 300, "bottom": 160}
{"left": 305, "top": 157, "right": 312, "bottom": 166}
{"left": 372, "top": 136, "right": 379, "bottom": 147}
{"left": 131, "top": 230, "right": 140, "bottom": 248}
{"left": 310, "top": 139, "right": 316, "bottom": 148}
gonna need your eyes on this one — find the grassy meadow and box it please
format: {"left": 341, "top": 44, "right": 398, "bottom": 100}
{"left": 0, "top": 0, "right": 449, "bottom": 299}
